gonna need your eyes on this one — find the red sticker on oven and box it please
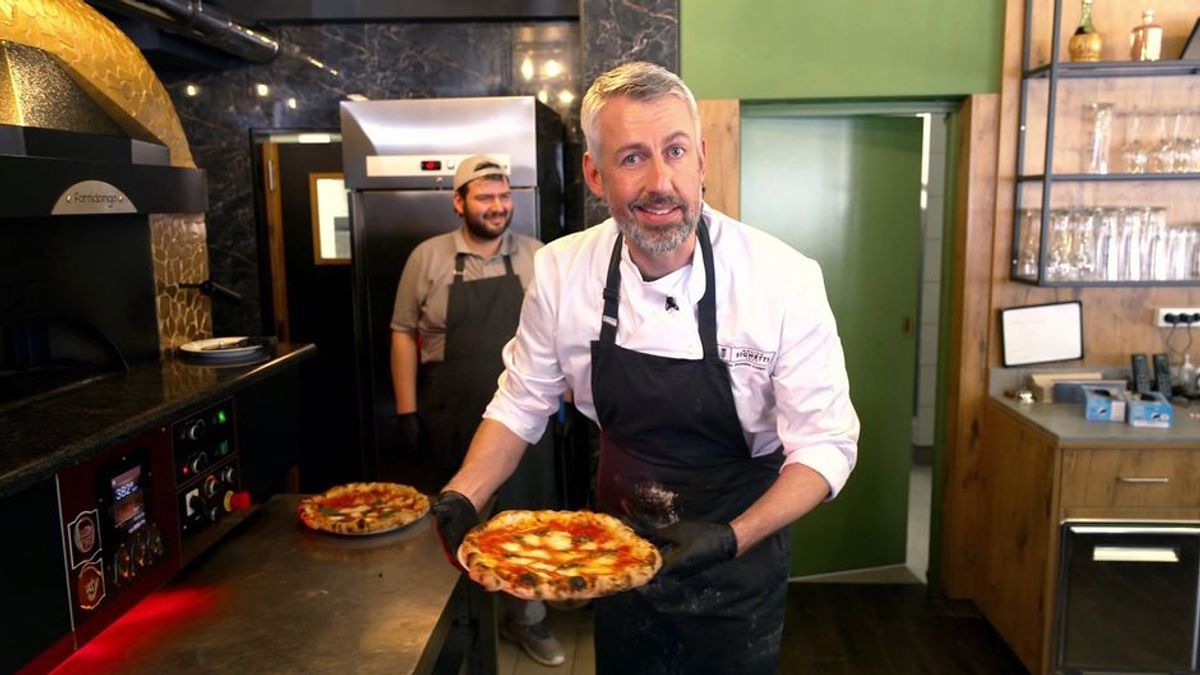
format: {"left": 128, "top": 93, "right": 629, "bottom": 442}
{"left": 76, "top": 560, "right": 105, "bottom": 611}
{"left": 68, "top": 509, "right": 102, "bottom": 569}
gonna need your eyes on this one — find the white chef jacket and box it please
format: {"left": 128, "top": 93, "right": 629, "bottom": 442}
{"left": 484, "top": 205, "right": 860, "bottom": 498}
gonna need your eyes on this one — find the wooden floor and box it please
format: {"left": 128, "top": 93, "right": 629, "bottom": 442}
{"left": 495, "top": 583, "right": 1026, "bottom": 674}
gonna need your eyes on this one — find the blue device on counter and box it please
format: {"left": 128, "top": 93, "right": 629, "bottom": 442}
{"left": 1082, "top": 386, "right": 1126, "bottom": 422}
{"left": 1126, "top": 391, "right": 1173, "bottom": 428}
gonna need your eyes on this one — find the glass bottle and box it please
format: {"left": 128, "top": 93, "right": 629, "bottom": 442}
{"left": 1130, "top": 10, "right": 1164, "bottom": 61}
{"left": 1069, "top": 0, "right": 1103, "bottom": 62}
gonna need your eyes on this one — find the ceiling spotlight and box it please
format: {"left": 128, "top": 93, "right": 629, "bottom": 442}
{"left": 287, "top": 97, "right": 297, "bottom": 110}
{"left": 543, "top": 60, "right": 563, "bottom": 78}
{"left": 255, "top": 83, "right": 270, "bottom": 97}
{"left": 558, "top": 90, "right": 575, "bottom": 105}
{"left": 184, "top": 84, "right": 199, "bottom": 97}
{"left": 520, "top": 57, "right": 534, "bottom": 81}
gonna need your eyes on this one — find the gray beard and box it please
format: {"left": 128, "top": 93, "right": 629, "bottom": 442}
{"left": 613, "top": 205, "right": 698, "bottom": 256}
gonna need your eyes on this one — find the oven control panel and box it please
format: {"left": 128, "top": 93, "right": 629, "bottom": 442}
{"left": 171, "top": 399, "right": 251, "bottom": 563}
{"left": 56, "top": 426, "right": 181, "bottom": 643}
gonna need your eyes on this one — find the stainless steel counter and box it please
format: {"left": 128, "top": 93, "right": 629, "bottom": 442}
{"left": 991, "top": 395, "right": 1200, "bottom": 444}
{"left": 58, "top": 494, "right": 496, "bottom": 674}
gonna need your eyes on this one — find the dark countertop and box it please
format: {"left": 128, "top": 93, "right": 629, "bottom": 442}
{"left": 55, "top": 494, "right": 486, "bottom": 674}
{"left": 0, "top": 342, "right": 316, "bottom": 497}
{"left": 991, "top": 394, "right": 1200, "bottom": 445}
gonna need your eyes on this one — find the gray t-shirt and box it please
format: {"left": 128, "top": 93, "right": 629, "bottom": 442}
{"left": 391, "top": 228, "right": 542, "bottom": 363}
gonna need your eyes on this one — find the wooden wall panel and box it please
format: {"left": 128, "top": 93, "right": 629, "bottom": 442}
{"left": 698, "top": 99, "right": 740, "bottom": 219}
{"left": 939, "top": 93, "right": 1000, "bottom": 599}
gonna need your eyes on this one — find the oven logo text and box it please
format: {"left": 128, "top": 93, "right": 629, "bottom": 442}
{"left": 52, "top": 180, "right": 137, "bottom": 215}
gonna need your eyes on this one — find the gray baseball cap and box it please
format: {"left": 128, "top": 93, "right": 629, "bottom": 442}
{"left": 453, "top": 155, "right": 508, "bottom": 191}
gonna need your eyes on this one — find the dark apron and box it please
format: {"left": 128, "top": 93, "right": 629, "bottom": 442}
{"left": 591, "top": 219, "right": 789, "bottom": 675}
{"left": 421, "top": 252, "right": 557, "bottom": 509}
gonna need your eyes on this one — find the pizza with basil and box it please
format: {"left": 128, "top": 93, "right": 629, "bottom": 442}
{"left": 458, "top": 510, "right": 662, "bottom": 600}
{"left": 298, "top": 482, "right": 429, "bottom": 535}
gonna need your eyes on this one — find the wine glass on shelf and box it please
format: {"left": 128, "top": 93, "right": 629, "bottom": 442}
{"left": 1117, "top": 207, "right": 1143, "bottom": 281}
{"left": 1187, "top": 112, "right": 1200, "bottom": 173}
{"left": 1017, "top": 209, "right": 1042, "bottom": 278}
{"left": 1149, "top": 112, "right": 1174, "bottom": 173}
{"left": 1118, "top": 111, "right": 1149, "bottom": 174}
{"left": 1069, "top": 208, "right": 1097, "bottom": 280}
{"left": 1093, "top": 208, "right": 1121, "bottom": 281}
{"left": 1046, "top": 209, "right": 1075, "bottom": 281}
{"left": 1141, "top": 207, "right": 1170, "bottom": 281}
{"left": 1168, "top": 111, "right": 1191, "bottom": 174}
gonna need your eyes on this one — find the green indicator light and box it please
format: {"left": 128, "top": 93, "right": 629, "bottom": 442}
{"left": 220, "top": 440, "right": 230, "bottom": 455}
{"left": 217, "top": 410, "right": 227, "bottom": 424}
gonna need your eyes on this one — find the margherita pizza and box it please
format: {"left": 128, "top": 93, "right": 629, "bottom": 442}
{"left": 458, "top": 510, "right": 662, "bottom": 601}
{"left": 298, "top": 482, "right": 429, "bottom": 535}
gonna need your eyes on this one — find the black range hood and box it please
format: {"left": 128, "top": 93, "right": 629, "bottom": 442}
{"left": 0, "top": 123, "right": 206, "bottom": 219}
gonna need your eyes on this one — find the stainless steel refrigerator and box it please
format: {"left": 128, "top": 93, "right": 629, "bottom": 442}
{"left": 340, "top": 97, "right": 563, "bottom": 484}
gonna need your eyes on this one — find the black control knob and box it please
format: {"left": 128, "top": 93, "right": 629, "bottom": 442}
{"left": 203, "top": 474, "right": 219, "bottom": 498}
{"left": 189, "top": 452, "right": 209, "bottom": 474}
{"left": 186, "top": 419, "right": 207, "bottom": 441}
{"left": 207, "top": 505, "right": 220, "bottom": 522}
{"left": 220, "top": 465, "right": 236, "bottom": 485}
{"left": 188, "top": 494, "right": 206, "bottom": 519}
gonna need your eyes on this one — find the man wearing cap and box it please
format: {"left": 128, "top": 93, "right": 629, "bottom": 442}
{"left": 390, "top": 155, "right": 565, "bottom": 666}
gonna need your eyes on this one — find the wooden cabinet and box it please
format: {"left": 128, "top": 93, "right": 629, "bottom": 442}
{"left": 976, "top": 398, "right": 1200, "bottom": 673}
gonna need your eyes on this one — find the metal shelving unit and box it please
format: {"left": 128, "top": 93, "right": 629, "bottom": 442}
{"left": 1012, "top": 0, "right": 1200, "bottom": 286}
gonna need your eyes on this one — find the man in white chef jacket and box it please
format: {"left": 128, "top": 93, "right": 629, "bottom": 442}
{"left": 432, "top": 61, "right": 860, "bottom": 674}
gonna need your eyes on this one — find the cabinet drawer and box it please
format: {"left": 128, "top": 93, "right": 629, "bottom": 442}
{"left": 1061, "top": 449, "right": 1200, "bottom": 509}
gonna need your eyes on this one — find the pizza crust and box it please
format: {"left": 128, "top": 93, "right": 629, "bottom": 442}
{"left": 458, "top": 510, "right": 662, "bottom": 601}
{"left": 298, "top": 482, "right": 429, "bottom": 535}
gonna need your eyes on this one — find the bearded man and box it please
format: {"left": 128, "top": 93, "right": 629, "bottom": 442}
{"left": 430, "top": 62, "right": 860, "bottom": 674}
{"left": 389, "top": 155, "right": 565, "bottom": 666}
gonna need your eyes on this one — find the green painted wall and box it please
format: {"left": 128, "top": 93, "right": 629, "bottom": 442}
{"left": 680, "top": 0, "right": 1004, "bottom": 100}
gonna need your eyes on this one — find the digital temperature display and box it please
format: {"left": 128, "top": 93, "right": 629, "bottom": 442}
{"left": 111, "top": 465, "right": 146, "bottom": 532}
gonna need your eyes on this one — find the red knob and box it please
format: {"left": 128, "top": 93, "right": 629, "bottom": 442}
{"left": 229, "top": 491, "right": 252, "bottom": 511}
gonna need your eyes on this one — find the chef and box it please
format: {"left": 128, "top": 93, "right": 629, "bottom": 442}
{"left": 389, "top": 155, "right": 565, "bottom": 666}
{"left": 432, "top": 62, "right": 859, "bottom": 673}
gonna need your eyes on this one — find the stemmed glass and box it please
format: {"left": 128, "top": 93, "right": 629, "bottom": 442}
{"left": 1017, "top": 209, "right": 1042, "bottom": 279}
{"left": 1119, "top": 111, "right": 1149, "bottom": 174}
{"left": 1149, "top": 113, "right": 1174, "bottom": 173}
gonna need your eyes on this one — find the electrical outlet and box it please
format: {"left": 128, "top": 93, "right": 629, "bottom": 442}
{"left": 1155, "top": 307, "right": 1200, "bottom": 327}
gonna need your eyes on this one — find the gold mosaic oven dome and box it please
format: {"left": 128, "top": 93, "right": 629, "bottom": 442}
{"left": 0, "top": 0, "right": 195, "bottom": 167}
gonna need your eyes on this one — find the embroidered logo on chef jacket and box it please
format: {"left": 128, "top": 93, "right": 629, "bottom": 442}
{"left": 717, "top": 344, "right": 776, "bottom": 371}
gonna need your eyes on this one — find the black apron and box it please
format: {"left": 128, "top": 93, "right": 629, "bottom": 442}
{"left": 420, "top": 252, "right": 557, "bottom": 509}
{"left": 590, "top": 219, "right": 789, "bottom": 675}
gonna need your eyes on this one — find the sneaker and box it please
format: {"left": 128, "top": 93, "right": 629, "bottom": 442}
{"left": 500, "top": 617, "right": 565, "bottom": 667}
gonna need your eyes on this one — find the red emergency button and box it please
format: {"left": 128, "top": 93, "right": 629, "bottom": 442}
{"left": 225, "top": 490, "right": 252, "bottom": 512}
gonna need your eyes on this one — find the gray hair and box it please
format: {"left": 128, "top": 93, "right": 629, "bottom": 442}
{"left": 580, "top": 61, "right": 701, "bottom": 162}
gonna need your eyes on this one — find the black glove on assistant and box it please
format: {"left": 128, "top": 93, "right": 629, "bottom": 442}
{"left": 395, "top": 412, "right": 422, "bottom": 450}
{"left": 653, "top": 520, "right": 738, "bottom": 581}
{"left": 430, "top": 490, "right": 479, "bottom": 571}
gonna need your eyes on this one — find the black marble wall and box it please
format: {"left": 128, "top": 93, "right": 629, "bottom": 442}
{"left": 580, "top": 0, "right": 680, "bottom": 227}
{"left": 159, "top": 1, "right": 677, "bottom": 337}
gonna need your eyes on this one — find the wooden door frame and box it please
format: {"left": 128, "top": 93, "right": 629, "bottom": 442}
{"left": 260, "top": 141, "right": 290, "bottom": 342}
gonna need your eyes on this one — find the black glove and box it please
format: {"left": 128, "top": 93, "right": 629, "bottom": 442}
{"left": 395, "top": 412, "right": 422, "bottom": 451}
{"left": 430, "top": 490, "right": 479, "bottom": 570}
{"left": 653, "top": 520, "right": 738, "bottom": 580}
